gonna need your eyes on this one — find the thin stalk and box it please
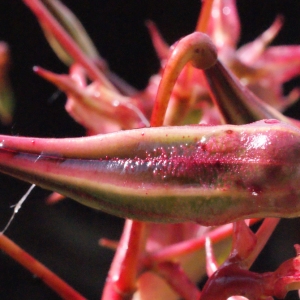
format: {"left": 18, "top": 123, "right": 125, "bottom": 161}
{"left": 146, "top": 219, "right": 260, "bottom": 264}
{"left": 205, "top": 237, "right": 219, "bottom": 276}
{"left": 22, "top": 0, "right": 116, "bottom": 91}
{"left": 178, "top": 0, "right": 214, "bottom": 115}
{"left": 0, "top": 234, "right": 86, "bottom": 300}
{"left": 101, "top": 220, "right": 147, "bottom": 300}
{"left": 154, "top": 262, "right": 201, "bottom": 300}
{"left": 146, "top": 224, "right": 232, "bottom": 264}
{"left": 243, "top": 218, "right": 280, "bottom": 269}
{"left": 150, "top": 32, "right": 217, "bottom": 126}
{"left": 196, "top": 0, "right": 214, "bottom": 33}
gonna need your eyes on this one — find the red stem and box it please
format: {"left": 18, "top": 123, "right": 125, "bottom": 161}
{"left": 150, "top": 32, "right": 217, "bottom": 127}
{"left": 155, "top": 261, "right": 201, "bottom": 300}
{"left": 22, "top": 0, "right": 115, "bottom": 91}
{"left": 101, "top": 220, "right": 147, "bottom": 300}
{"left": 0, "top": 234, "right": 86, "bottom": 300}
{"left": 196, "top": 0, "right": 214, "bottom": 33}
{"left": 146, "top": 219, "right": 260, "bottom": 264}
{"left": 205, "top": 237, "right": 219, "bottom": 276}
{"left": 244, "top": 218, "right": 280, "bottom": 269}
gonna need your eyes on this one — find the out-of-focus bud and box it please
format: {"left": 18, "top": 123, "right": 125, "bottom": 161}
{"left": 40, "top": 0, "right": 102, "bottom": 66}
{"left": 34, "top": 66, "right": 150, "bottom": 134}
{"left": 0, "top": 42, "right": 14, "bottom": 125}
{"left": 205, "top": 0, "right": 300, "bottom": 112}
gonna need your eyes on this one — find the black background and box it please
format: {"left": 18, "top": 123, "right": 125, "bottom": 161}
{"left": 0, "top": 0, "right": 300, "bottom": 299}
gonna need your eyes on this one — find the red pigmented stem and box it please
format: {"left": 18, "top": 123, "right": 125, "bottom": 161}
{"left": 243, "top": 218, "right": 280, "bottom": 269}
{"left": 0, "top": 234, "right": 86, "bottom": 300}
{"left": 22, "top": 0, "right": 115, "bottom": 91}
{"left": 146, "top": 224, "right": 233, "bottom": 263}
{"left": 229, "top": 220, "right": 257, "bottom": 263}
{"left": 150, "top": 32, "right": 217, "bottom": 127}
{"left": 196, "top": 0, "right": 214, "bottom": 33}
{"left": 154, "top": 262, "right": 201, "bottom": 300}
{"left": 205, "top": 237, "right": 219, "bottom": 276}
{"left": 145, "top": 20, "right": 170, "bottom": 61}
{"left": 101, "top": 220, "right": 146, "bottom": 300}
{"left": 145, "top": 219, "right": 260, "bottom": 263}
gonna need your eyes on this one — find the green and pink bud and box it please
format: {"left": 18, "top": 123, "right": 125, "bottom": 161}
{"left": 0, "top": 120, "right": 299, "bottom": 225}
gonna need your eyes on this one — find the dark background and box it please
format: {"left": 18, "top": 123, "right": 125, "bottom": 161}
{"left": 0, "top": 0, "right": 300, "bottom": 299}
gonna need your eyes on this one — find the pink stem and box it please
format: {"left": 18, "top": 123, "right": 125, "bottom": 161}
{"left": 244, "top": 218, "right": 280, "bottom": 269}
{"left": 205, "top": 237, "right": 219, "bottom": 276}
{"left": 101, "top": 220, "right": 147, "bottom": 300}
{"left": 145, "top": 20, "right": 170, "bottom": 61}
{"left": 150, "top": 32, "right": 217, "bottom": 127}
{"left": 146, "top": 219, "right": 260, "bottom": 264}
{"left": 155, "top": 261, "right": 201, "bottom": 300}
{"left": 196, "top": 0, "right": 215, "bottom": 33}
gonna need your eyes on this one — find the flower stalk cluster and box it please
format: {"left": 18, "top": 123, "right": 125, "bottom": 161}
{"left": 1, "top": 0, "right": 300, "bottom": 299}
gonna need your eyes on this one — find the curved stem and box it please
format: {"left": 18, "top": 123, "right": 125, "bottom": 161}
{"left": 150, "top": 32, "right": 217, "bottom": 127}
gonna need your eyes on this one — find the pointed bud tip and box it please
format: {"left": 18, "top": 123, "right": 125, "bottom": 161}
{"left": 32, "top": 66, "right": 40, "bottom": 73}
